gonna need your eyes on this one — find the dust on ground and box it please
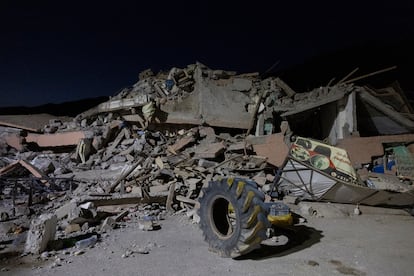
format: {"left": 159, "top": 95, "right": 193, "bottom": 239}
{"left": 1, "top": 210, "right": 413, "bottom": 276}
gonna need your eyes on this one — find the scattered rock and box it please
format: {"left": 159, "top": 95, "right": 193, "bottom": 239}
{"left": 101, "top": 217, "right": 116, "bottom": 233}
{"left": 73, "top": 250, "right": 85, "bottom": 256}
{"left": 138, "top": 220, "right": 156, "bottom": 231}
{"left": 307, "top": 260, "right": 319, "bottom": 266}
{"left": 64, "top": 224, "right": 81, "bottom": 234}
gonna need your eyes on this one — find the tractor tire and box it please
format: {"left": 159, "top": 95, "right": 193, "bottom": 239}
{"left": 198, "top": 177, "right": 270, "bottom": 258}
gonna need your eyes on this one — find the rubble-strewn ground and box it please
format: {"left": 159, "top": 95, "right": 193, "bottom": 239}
{"left": 1, "top": 207, "right": 414, "bottom": 276}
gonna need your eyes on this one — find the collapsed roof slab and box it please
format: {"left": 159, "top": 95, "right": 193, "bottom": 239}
{"left": 77, "top": 65, "right": 254, "bottom": 129}
{"left": 25, "top": 131, "right": 92, "bottom": 148}
{"left": 0, "top": 160, "right": 48, "bottom": 185}
{"left": 281, "top": 89, "right": 346, "bottom": 117}
{"left": 77, "top": 94, "right": 151, "bottom": 120}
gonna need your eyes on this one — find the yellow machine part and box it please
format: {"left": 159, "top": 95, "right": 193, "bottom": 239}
{"left": 229, "top": 203, "right": 293, "bottom": 227}
{"left": 267, "top": 213, "right": 293, "bottom": 227}
{"left": 228, "top": 203, "right": 235, "bottom": 213}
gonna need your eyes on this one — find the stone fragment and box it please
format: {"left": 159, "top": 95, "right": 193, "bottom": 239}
{"left": 138, "top": 220, "right": 160, "bottom": 231}
{"left": 73, "top": 250, "right": 85, "bottom": 256}
{"left": 24, "top": 213, "right": 57, "bottom": 254}
{"left": 130, "top": 186, "right": 142, "bottom": 196}
{"left": 197, "top": 159, "right": 218, "bottom": 168}
{"left": 0, "top": 212, "right": 9, "bottom": 222}
{"left": 92, "top": 136, "right": 104, "bottom": 151}
{"left": 64, "top": 224, "right": 81, "bottom": 234}
{"left": 101, "top": 217, "right": 116, "bottom": 232}
{"left": 185, "top": 178, "right": 202, "bottom": 191}
{"left": 194, "top": 142, "right": 225, "bottom": 159}
{"left": 149, "top": 184, "right": 170, "bottom": 194}
{"left": 40, "top": 251, "right": 51, "bottom": 259}
{"left": 81, "top": 222, "right": 90, "bottom": 232}
{"left": 121, "top": 138, "right": 135, "bottom": 146}
{"left": 198, "top": 127, "right": 216, "bottom": 143}
{"left": 55, "top": 201, "right": 78, "bottom": 220}
{"left": 167, "top": 136, "right": 195, "bottom": 154}
{"left": 155, "top": 156, "right": 164, "bottom": 169}
{"left": 252, "top": 174, "right": 267, "bottom": 186}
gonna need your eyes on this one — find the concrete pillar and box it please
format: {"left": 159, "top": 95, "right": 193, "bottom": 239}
{"left": 329, "top": 92, "right": 356, "bottom": 145}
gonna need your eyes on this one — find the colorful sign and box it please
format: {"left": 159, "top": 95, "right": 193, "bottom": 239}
{"left": 289, "top": 137, "right": 358, "bottom": 184}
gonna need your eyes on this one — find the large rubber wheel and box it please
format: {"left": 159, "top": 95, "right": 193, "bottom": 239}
{"left": 198, "top": 177, "right": 270, "bottom": 258}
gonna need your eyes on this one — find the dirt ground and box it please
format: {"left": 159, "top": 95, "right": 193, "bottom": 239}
{"left": 1, "top": 205, "right": 414, "bottom": 276}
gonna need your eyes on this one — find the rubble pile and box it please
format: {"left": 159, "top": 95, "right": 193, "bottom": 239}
{"left": 0, "top": 113, "right": 281, "bottom": 257}
{"left": 75, "top": 62, "right": 362, "bottom": 134}
{"left": 1, "top": 62, "right": 414, "bottom": 259}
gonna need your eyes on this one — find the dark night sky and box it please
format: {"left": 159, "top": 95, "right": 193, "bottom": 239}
{"left": 0, "top": 1, "right": 413, "bottom": 107}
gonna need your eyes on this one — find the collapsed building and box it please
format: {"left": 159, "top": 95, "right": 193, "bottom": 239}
{"left": 0, "top": 62, "right": 414, "bottom": 256}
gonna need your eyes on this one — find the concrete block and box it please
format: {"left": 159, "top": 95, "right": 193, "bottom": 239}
{"left": 198, "top": 127, "right": 216, "bottom": 143}
{"left": 64, "top": 224, "right": 81, "bottom": 234}
{"left": 131, "top": 186, "right": 142, "bottom": 197}
{"left": 54, "top": 201, "right": 78, "bottom": 220}
{"left": 167, "top": 136, "right": 195, "bottom": 153}
{"left": 24, "top": 213, "right": 57, "bottom": 254}
{"left": 150, "top": 184, "right": 170, "bottom": 194}
{"left": 194, "top": 142, "right": 225, "bottom": 159}
{"left": 92, "top": 136, "right": 104, "bottom": 151}
{"left": 30, "top": 156, "right": 55, "bottom": 174}
{"left": 198, "top": 159, "right": 218, "bottom": 168}
{"left": 252, "top": 175, "right": 267, "bottom": 186}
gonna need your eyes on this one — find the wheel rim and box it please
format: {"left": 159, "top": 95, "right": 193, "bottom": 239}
{"left": 210, "top": 196, "right": 236, "bottom": 239}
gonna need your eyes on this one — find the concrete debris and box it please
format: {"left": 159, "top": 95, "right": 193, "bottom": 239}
{"left": 138, "top": 220, "right": 158, "bottom": 231}
{"left": 64, "top": 224, "right": 81, "bottom": 234}
{"left": 24, "top": 213, "right": 57, "bottom": 254}
{"left": 100, "top": 217, "right": 116, "bottom": 233}
{"left": 194, "top": 141, "right": 226, "bottom": 159}
{"left": 0, "top": 63, "right": 413, "bottom": 261}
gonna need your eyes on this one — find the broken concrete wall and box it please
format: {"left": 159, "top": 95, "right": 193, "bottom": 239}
{"left": 327, "top": 92, "right": 357, "bottom": 145}
{"left": 75, "top": 63, "right": 294, "bottom": 131}
{"left": 336, "top": 134, "right": 414, "bottom": 165}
